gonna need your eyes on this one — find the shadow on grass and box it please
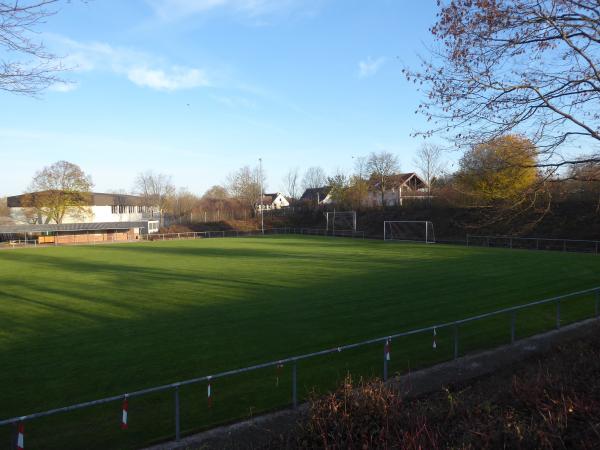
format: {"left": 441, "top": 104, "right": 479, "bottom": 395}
{"left": 0, "top": 237, "right": 598, "bottom": 449}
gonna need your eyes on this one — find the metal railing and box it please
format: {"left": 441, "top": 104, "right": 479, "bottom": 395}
{"left": 141, "top": 227, "right": 365, "bottom": 242}
{"left": 1, "top": 286, "right": 599, "bottom": 447}
{"left": 0, "top": 239, "right": 38, "bottom": 249}
{"left": 466, "top": 234, "right": 600, "bottom": 254}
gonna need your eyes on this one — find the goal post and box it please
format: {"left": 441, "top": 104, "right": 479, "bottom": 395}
{"left": 326, "top": 211, "right": 357, "bottom": 234}
{"left": 383, "top": 221, "right": 435, "bottom": 243}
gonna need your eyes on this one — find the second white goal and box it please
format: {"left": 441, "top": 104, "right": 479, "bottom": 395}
{"left": 383, "top": 221, "right": 435, "bottom": 243}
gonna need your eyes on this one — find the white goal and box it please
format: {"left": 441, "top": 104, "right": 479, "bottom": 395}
{"left": 384, "top": 221, "right": 435, "bottom": 243}
{"left": 326, "top": 211, "right": 357, "bottom": 233}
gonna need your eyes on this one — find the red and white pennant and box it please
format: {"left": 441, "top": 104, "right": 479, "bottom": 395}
{"left": 207, "top": 379, "right": 212, "bottom": 408}
{"left": 384, "top": 338, "right": 391, "bottom": 361}
{"left": 121, "top": 396, "right": 129, "bottom": 430}
{"left": 16, "top": 422, "right": 24, "bottom": 450}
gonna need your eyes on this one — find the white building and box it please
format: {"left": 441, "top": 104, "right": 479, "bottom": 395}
{"left": 367, "top": 173, "right": 430, "bottom": 207}
{"left": 255, "top": 192, "right": 290, "bottom": 211}
{"left": 7, "top": 191, "right": 160, "bottom": 226}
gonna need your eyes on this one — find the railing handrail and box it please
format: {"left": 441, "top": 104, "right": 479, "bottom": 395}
{"left": 467, "top": 234, "right": 600, "bottom": 244}
{"left": 1, "top": 285, "right": 598, "bottom": 427}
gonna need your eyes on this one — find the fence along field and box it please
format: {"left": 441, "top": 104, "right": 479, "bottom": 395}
{"left": 0, "top": 235, "right": 599, "bottom": 449}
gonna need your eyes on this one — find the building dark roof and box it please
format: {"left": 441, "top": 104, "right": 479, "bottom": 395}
{"left": 369, "top": 173, "right": 427, "bottom": 190}
{"left": 0, "top": 221, "right": 152, "bottom": 234}
{"left": 7, "top": 191, "right": 144, "bottom": 207}
{"left": 300, "top": 187, "right": 331, "bottom": 202}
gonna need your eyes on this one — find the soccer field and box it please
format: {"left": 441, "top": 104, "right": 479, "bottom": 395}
{"left": 1, "top": 235, "right": 599, "bottom": 449}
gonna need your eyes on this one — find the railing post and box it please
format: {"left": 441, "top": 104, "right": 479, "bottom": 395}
{"left": 453, "top": 324, "right": 459, "bottom": 359}
{"left": 510, "top": 311, "right": 516, "bottom": 343}
{"left": 556, "top": 300, "right": 561, "bottom": 329}
{"left": 174, "top": 386, "right": 181, "bottom": 441}
{"left": 595, "top": 290, "right": 599, "bottom": 318}
{"left": 383, "top": 341, "right": 388, "bottom": 382}
{"left": 292, "top": 360, "right": 298, "bottom": 409}
{"left": 563, "top": 240, "right": 567, "bottom": 252}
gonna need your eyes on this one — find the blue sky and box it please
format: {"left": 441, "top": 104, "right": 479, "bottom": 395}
{"left": 1, "top": 0, "right": 447, "bottom": 196}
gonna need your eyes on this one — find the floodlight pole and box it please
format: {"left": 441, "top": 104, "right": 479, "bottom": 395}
{"left": 259, "top": 158, "right": 264, "bottom": 235}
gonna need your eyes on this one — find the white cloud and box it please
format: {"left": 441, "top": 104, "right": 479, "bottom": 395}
{"left": 48, "top": 35, "right": 212, "bottom": 92}
{"left": 358, "top": 57, "right": 386, "bottom": 78}
{"left": 147, "top": 0, "right": 318, "bottom": 21}
{"left": 128, "top": 66, "right": 210, "bottom": 91}
{"left": 49, "top": 82, "right": 79, "bottom": 93}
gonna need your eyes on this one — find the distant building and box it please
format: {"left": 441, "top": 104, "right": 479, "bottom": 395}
{"left": 7, "top": 191, "right": 159, "bottom": 225}
{"left": 0, "top": 221, "right": 158, "bottom": 245}
{"left": 255, "top": 192, "right": 290, "bottom": 211}
{"left": 367, "top": 172, "right": 429, "bottom": 207}
{"left": 2, "top": 191, "right": 159, "bottom": 244}
{"left": 300, "top": 187, "right": 333, "bottom": 205}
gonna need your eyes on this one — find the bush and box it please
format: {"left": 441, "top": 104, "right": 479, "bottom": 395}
{"left": 286, "top": 327, "right": 600, "bottom": 449}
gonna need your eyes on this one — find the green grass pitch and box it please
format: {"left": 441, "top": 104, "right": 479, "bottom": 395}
{"left": 0, "top": 235, "right": 599, "bottom": 449}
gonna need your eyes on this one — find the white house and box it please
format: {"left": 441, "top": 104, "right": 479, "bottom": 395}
{"left": 367, "top": 172, "right": 430, "bottom": 207}
{"left": 255, "top": 192, "right": 290, "bottom": 211}
{"left": 7, "top": 191, "right": 160, "bottom": 225}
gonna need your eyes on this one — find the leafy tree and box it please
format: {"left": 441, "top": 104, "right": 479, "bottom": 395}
{"left": 24, "top": 160, "right": 93, "bottom": 223}
{"left": 457, "top": 135, "right": 539, "bottom": 202}
{"left": 406, "top": 0, "right": 600, "bottom": 169}
{"left": 367, "top": 151, "right": 399, "bottom": 206}
{"left": 327, "top": 172, "right": 350, "bottom": 206}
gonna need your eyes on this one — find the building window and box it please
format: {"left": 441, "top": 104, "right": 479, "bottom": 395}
{"left": 111, "top": 205, "right": 118, "bottom": 214}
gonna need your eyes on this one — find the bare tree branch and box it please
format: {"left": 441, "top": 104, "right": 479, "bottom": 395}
{"left": 0, "top": 0, "right": 68, "bottom": 95}
{"left": 405, "top": 0, "right": 600, "bottom": 168}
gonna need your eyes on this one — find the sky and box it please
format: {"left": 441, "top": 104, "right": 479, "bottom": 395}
{"left": 0, "top": 0, "right": 446, "bottom": 196}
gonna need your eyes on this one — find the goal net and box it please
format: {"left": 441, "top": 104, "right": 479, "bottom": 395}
{"left": 326, "top": 211, "right": 357, "bottom": 233}
{"left": 384, "top": 221, "right": 435, "bottom": 243}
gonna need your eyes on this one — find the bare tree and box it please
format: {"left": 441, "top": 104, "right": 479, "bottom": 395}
{"left": 302, "top": 166, "right": 327, "bottom": 191}
{"left": 169, "top": 188, "right": 199, "bottom": 222}
{"left": 0, "top": 196, "right": 9, "bottom": 217}
{"left": 413, "top": 143, "right": 445, "bottom": 195}
{"left": 282, "top": 167, "right": 300, "bottom": 199}
{"left": 226, "top": 165, "right": 265, "bottom": 211}
{"left": 0, "top": 0, "right": 68, "bottom": 95}
{"left": 24, "top": 160, "right": 93, "bottom": 223}
{"left": 353, "top": 156, "right": 369, "bottom": 180}
{"left": 405, "top": 0, "right": 600, "bottom": 169}
{"left": 134, "top": 171, "right": 175, "bottom": 216}
{"left": 367, "top": 151, "right": 399, "bottom": 206}
{"left": 203, "top": 185, "right": 229, "bottom": 200}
